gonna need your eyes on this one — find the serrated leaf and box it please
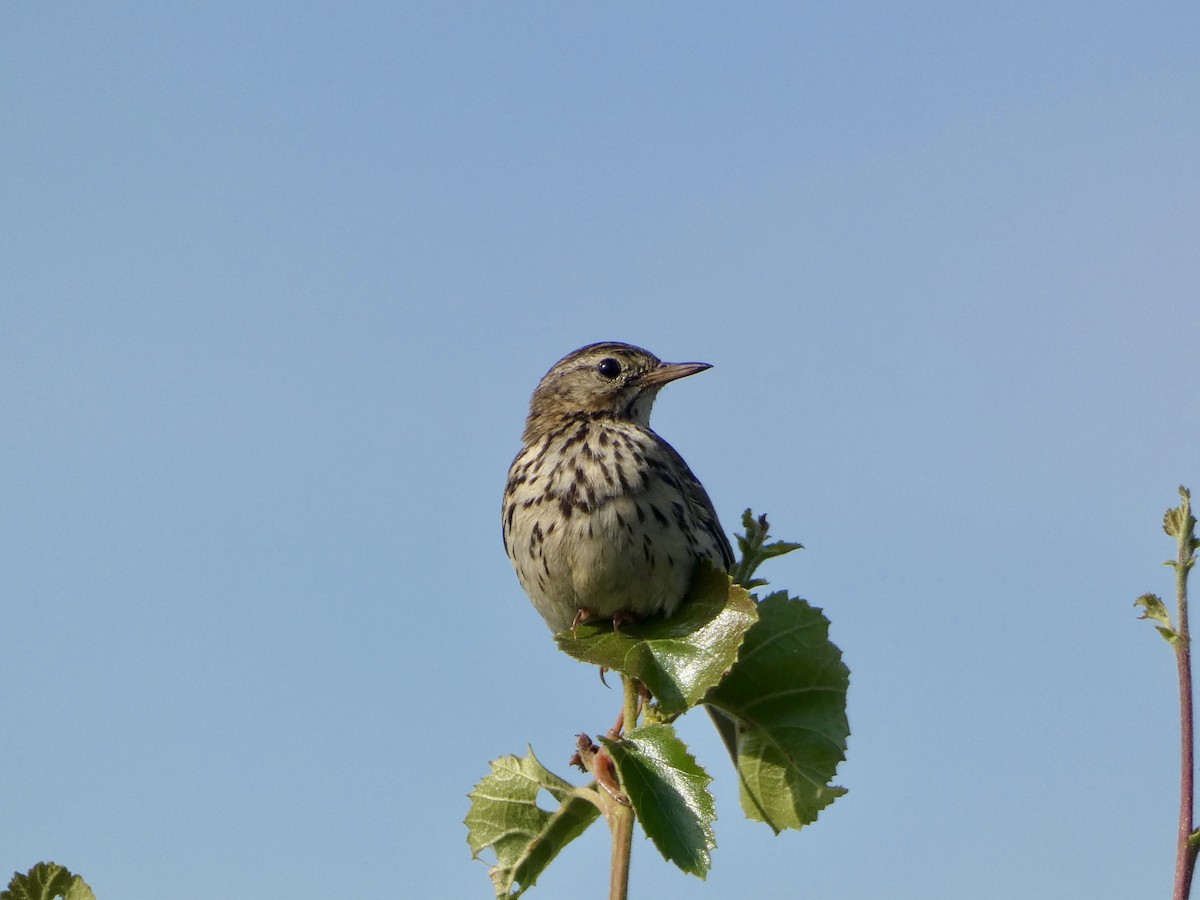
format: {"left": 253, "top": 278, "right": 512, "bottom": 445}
{"left": 602, "top": 725, "right": 716, "bottom": 877}
{"left": 1164, "top": 489, "right": 1197, "bottom": 542}
{"left": 730, "top": 509, "right": 804, "bottom": 588}
{"left": 2, "top": 863, "right": 95, "bottom": 900}
{"left": 1135, "top": 593, "right": 1173, "bottom": 629}
{"left": 1165, "top": 507, "right": 1184, "bottom": 538}
{"left": 556, "top": 564, "right": 758, "bottom": 716}
{"left": 706, "top": 591, "right": 849, "bottom": 833}
{"left": 465, "top": 749, "right": 601, "bottom": 898}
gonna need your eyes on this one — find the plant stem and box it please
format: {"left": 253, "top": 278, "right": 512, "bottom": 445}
{"left": 1176, "top": 619, "right": 1195, "bottom": 900}
{"left": 572, "top": 732, "right": 632, "bottom": 899}
{"left": 1175, "top": 490, "right": 1198, "bottom": 900}
{"left": 608, "top": 800, "right": 634, "bottom": 900}
{"left": 605, "top": 674, "right": 639, "bottom": 900}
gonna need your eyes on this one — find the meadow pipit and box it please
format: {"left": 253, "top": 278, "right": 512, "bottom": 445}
{"left": 503, "top": 342, "right": 733, "bottom": 634}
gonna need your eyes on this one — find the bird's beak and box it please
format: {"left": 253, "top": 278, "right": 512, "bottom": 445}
{"left": 641, "top": 360, "right": 713, "bottom": 387}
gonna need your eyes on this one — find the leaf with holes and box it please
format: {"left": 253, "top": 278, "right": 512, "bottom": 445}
{"left": 465, "top": 749, "right": 601, "bottom": 898}
{"left": 2, "top": 863, "right": 95, "bottom": 900}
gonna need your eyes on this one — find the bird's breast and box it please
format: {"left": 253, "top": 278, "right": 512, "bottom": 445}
{"left": 503, "top": 420, "right": 715, "bottom": 631}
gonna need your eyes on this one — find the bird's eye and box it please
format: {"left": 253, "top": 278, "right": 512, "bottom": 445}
{"left": 597, "top": 358, "right": 622, "bottom": 379}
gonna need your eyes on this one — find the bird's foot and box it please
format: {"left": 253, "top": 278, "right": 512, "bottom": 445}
{"left": 611, "top": 609, "right": 640, "bottom": 632}
{"left": 570, "top": 606, "right": 596, "bottom": 636}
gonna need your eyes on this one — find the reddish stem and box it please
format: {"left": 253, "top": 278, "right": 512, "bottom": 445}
{"left": 1176, "top": 626, "right": 1196, "bottom": 900}
{"left": 1174, "top": 494, "right": 1197, "bottom": 900}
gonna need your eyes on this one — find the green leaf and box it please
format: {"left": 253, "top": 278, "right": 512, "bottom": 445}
{"left": 2, "top": 863, "right": 95, "bottom": 900}
{"left": 602, "top": 725, "right": 716, "bottom": 877}
{"left": 1157, "top": 626, "right": 1181, "bottom": 645}
{"left": 730, "top": 510, "right": 804, "bottom": 589}
{"left": 556, "top": 564, "right": 758, "bottom": 716}
{"left": 706, "top": 591, "right": 850, "bottom": 833}
{"left": 1135, "top": 593, "right": 1175, "bottom": 635}
{"left": 1164, "top": 487, "right": 1197, "bottom": 544}
{"left": 465, "top": 749, "right": 602, "bottom": 898}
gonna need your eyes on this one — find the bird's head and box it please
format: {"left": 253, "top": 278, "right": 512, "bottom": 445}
{"left": 524, "top": 342, "right": 711, "bottom": 441}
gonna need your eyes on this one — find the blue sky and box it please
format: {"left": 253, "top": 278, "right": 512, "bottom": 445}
{"left": 2, "top": 4, "right": 1198, "bottom": 898}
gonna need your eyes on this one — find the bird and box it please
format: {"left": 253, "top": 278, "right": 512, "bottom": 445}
{"left": 502, "top": 342, "right": 733, "bottom": 634}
